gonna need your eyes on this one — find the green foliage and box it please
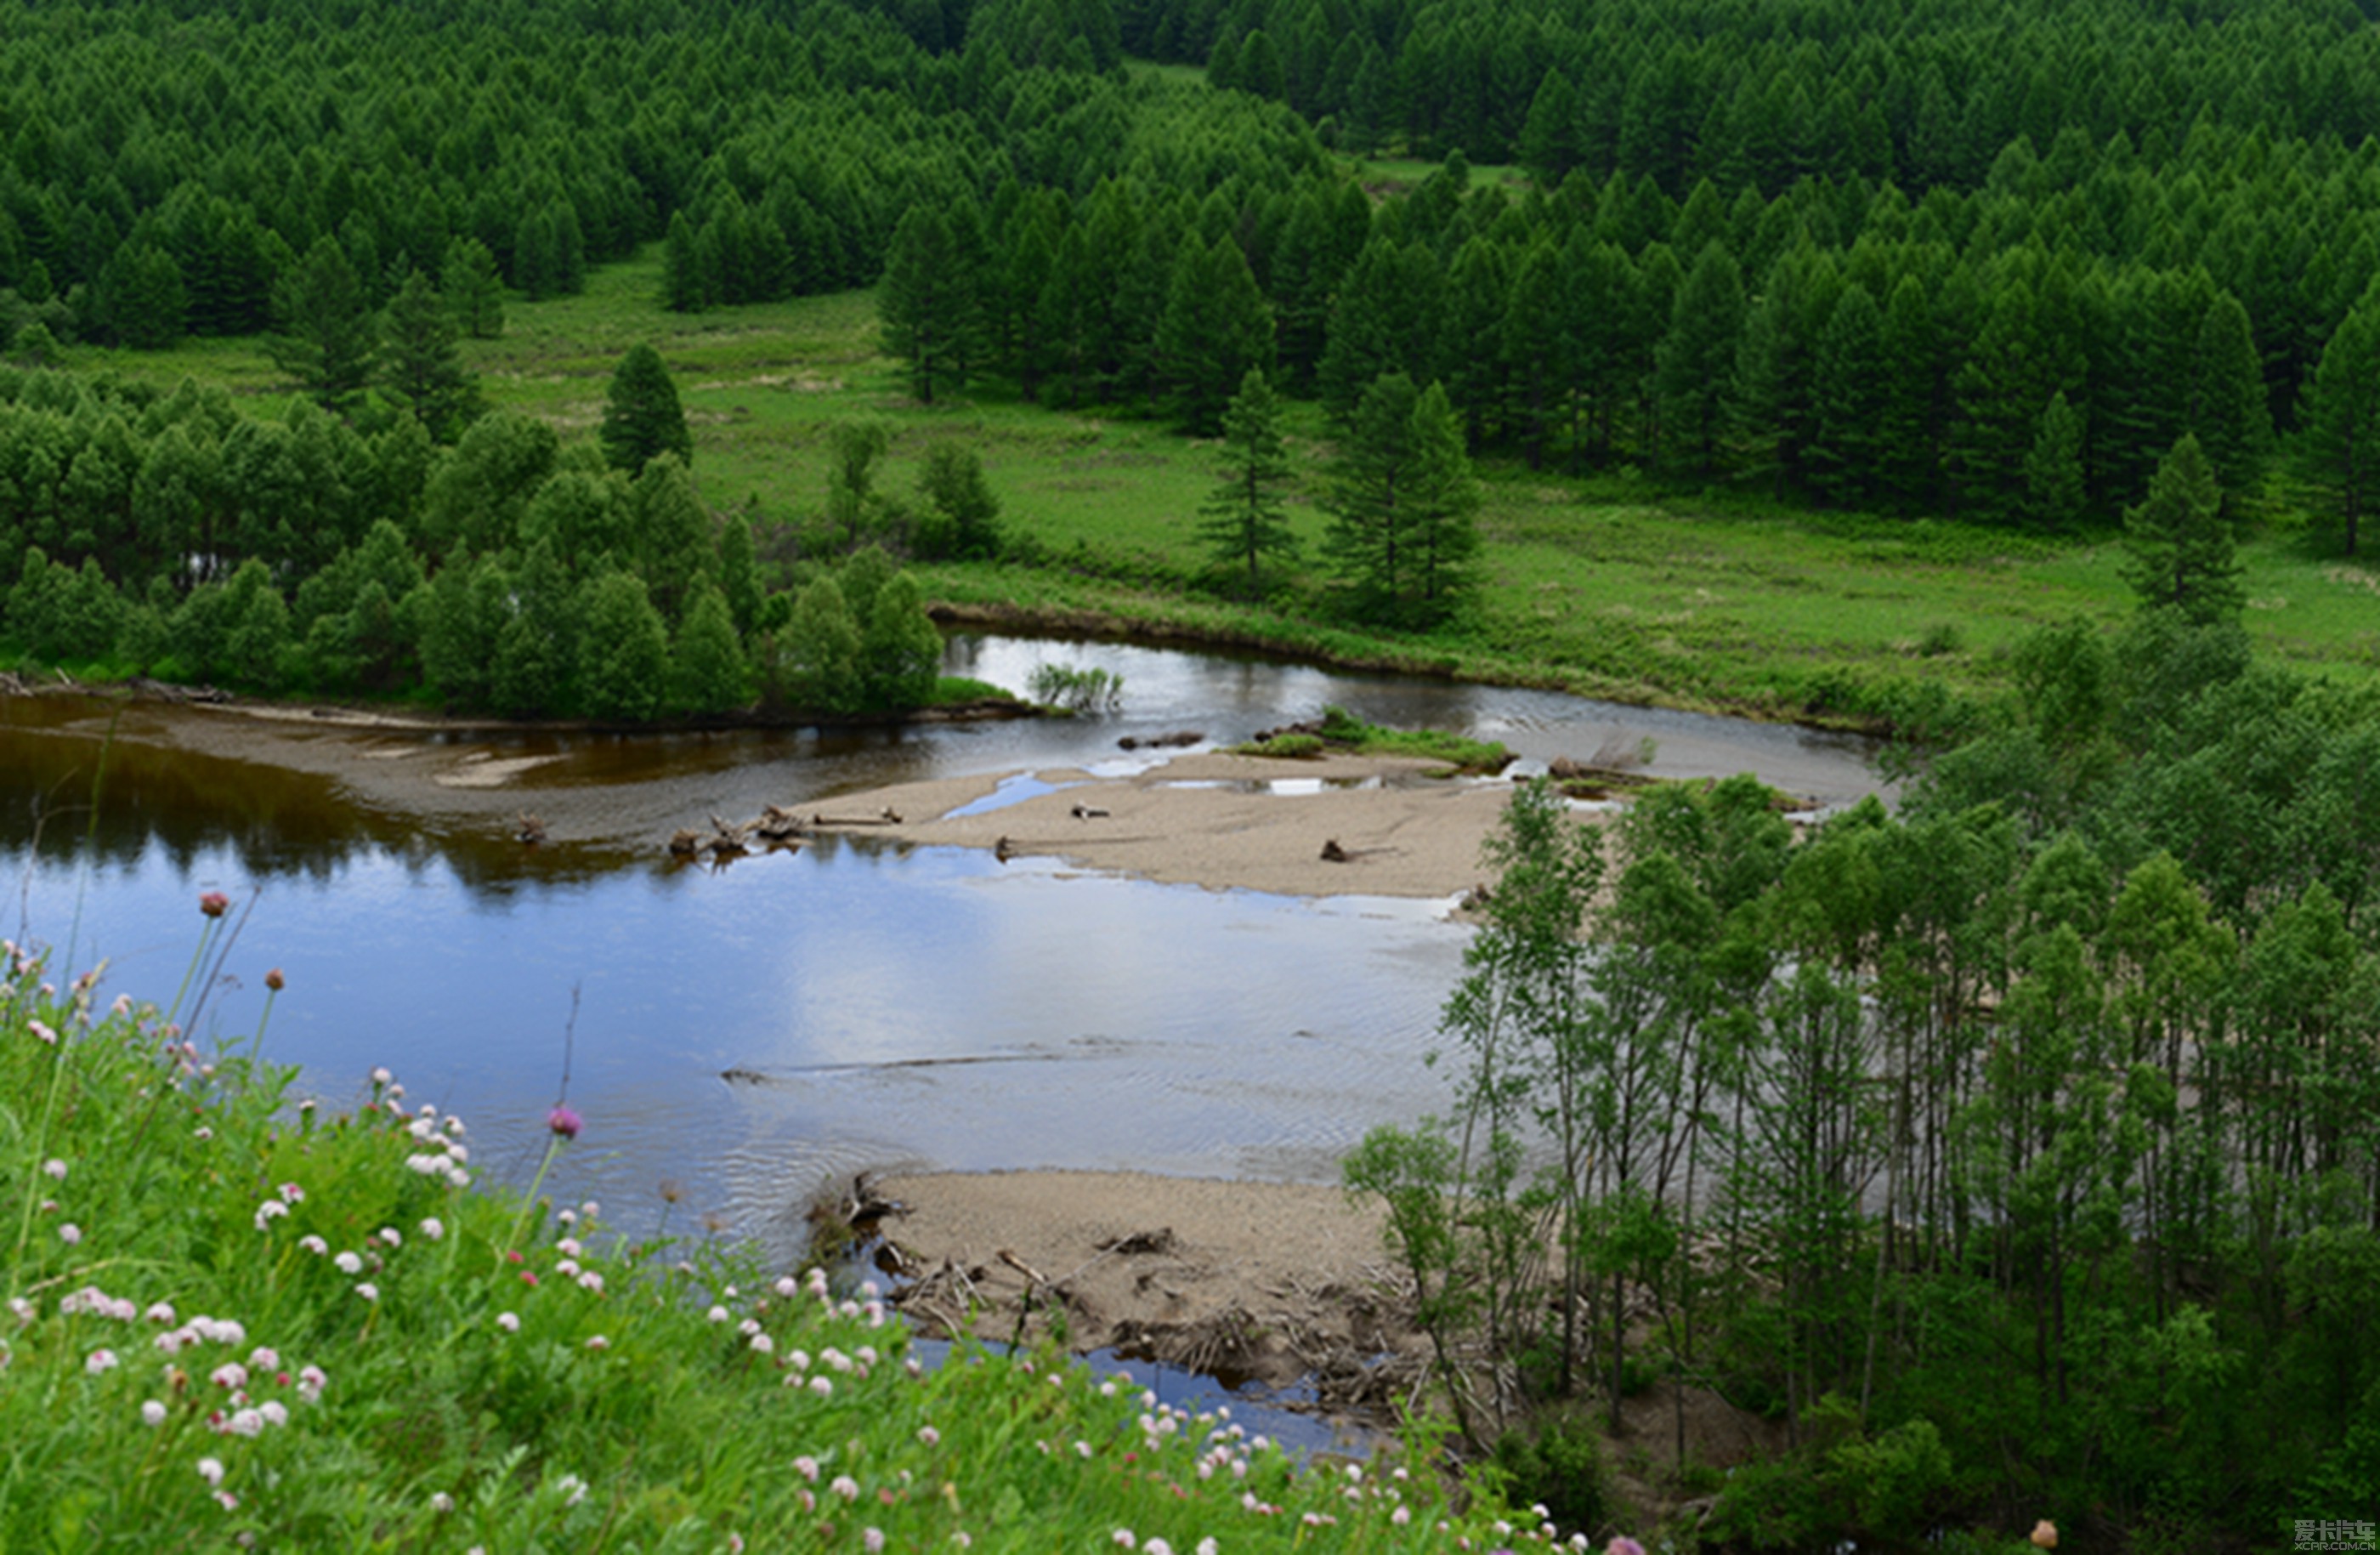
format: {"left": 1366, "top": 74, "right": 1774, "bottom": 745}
{"left": 266, "top": 237, "right": 376, "bottom": 412}
{"left": 598, "top": 345, "right": 693, "bottom": 475}
{"left": 1027, "top": 662, "right": 1125, "bottom": 713}
{"left": 379, "top": 270, "right": 485, "bottom": 443}
{"left": 1198, "top": 367, "right": 1299, "bottom": 599}
{"left": 913, "top": 444, "right": 1002, "bottom": 563}
{"left": 1488, "top": 1416, "right": 1609, "bottom": 1533}
{"left": 2122, "top": 434, "right": 2242, "bottom": 626}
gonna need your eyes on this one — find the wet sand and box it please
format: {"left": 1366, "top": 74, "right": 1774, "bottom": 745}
{"left": 796, "top": 750, "right": 1533, "bottom": 900}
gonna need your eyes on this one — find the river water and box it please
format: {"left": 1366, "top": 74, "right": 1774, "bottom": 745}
{"left": 0, "top": 634, "right": 1884, "bottom": 1264}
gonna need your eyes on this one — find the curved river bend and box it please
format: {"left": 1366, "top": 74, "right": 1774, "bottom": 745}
{"left": 1, "top": 634, "right": 1884, "bottom": 1264}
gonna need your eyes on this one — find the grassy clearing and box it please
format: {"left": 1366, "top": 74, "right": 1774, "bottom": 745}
{"left": 0, "top": 917, "right": 1559, "bottom": 1551}
{"left": 69, "top": 247, "right": 2380, "bottom": 724}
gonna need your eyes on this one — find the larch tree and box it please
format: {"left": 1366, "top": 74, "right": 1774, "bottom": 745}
{"left": 2122, "top": 434, "right": 2242, "bottom": 624}
{"left": 878, "top": 207, "right": 975, "bottom": 405}
{"left": 268, "top": 236, "right": 377, "bottom": 412}
{"left": 2297, "top": 287, "right": 2380, "bottom": 558}
{"left": 1197, "top": 367, "right": 1300, "bottom": 599}
{"left": 598, "top": 344, "right": 693, "bottom": 474}
{"left": 379, "top": 269, "right": 484, "bottom": 442}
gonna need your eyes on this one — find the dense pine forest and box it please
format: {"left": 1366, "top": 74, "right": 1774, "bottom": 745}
{"left": 5, "top": 0, "right": 2380, "bottom": 1548}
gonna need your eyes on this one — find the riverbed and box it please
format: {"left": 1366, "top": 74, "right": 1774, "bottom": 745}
{"left": 1, "top": 633, "right": 1885, "bottom": 1269}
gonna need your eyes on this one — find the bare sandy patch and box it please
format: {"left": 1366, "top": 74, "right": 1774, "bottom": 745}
{"left": 433, "top": 752, "right": 570, "bottom": 788}
{"left": 795, "top": 750, "right": 1527, "bottom": 900}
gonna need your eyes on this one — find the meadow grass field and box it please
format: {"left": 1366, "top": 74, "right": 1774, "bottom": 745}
{"left": 63, "top": 247, "right": 2380, "bottom": 722}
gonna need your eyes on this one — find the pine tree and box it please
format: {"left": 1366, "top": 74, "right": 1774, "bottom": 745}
{"left": 598, "top": 344, "right": 693, "bottom": 474}
{"left": 379, "top": 268, "right": 484, "bottom": 441}
{"left": 1656, "top": 241, "right": 1744, "bottom": 477}
{"left": 2297, "top": 288, "right": 2380, "bottom": 558}
{"left": 2189, "top": 292, "right": 2273, "bottom": 511}
{"left": 1807, "top": 285, "right": 1888, "bottom": 508}
{"left": 878, "top": 207, "right": 974, "bottom": 405}
{"left": 2023, "top": 391, "right": 2088, "bottom": 530}
{"left": 1323, "top": 372, "right": 1421, "bottom": 618}
{"left": 2122, "top": 434, "right": 2241, "bottom": 624}
{"left": 1198, "top": 367, "right": 1299, "bottom": 599}
{"left": 1401, "top": 381, "right": 1480, "bottom": 620}
{"left": 1153, "top": 236, "right": 1275, "bottom": 436}
{"left": 268, "top": 236, "right": 377, "bottom": 411}
{"left": 441, "top": 237, "right": 505, "bottom": 340}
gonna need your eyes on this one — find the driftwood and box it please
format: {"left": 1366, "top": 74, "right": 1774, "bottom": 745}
{"left": 1117, "top": 730, "right": 1203, "bottom": 751}
{"left": 807, "top": 808, "right": 903, "bottom": 827}
{"left": 1069, "top": 802, "right": 1110, "bottom": 820}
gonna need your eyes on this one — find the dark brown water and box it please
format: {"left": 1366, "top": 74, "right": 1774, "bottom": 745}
{"left": 1, "top": 634, "right": 1885, "bottom": 1263}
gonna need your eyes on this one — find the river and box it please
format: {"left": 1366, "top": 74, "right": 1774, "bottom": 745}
{"left": 0, "top": 633, "right": 1884, "bottom": 1266}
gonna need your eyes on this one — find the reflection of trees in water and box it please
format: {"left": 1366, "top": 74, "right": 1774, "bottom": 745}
{"left": 0, "top": 720, "right": 632, "bottom": 900}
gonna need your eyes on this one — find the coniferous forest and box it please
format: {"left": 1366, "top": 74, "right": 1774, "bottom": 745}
{"left": 6, "top": 0, "right": 2380, "bottom": 1548}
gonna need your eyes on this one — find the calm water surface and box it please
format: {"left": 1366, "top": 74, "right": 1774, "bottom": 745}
{"left": 0, "top": 634, "right": 1884, "bottom": 1264}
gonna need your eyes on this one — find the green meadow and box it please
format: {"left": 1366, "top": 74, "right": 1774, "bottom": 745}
{"left": 65, "top": 246, "right": 2380, "bottom": 724}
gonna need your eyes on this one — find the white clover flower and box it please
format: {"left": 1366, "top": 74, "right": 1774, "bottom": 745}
{"left": 334, "top": 1251, "right": 363, "bottom": 1274}
{"left": 85, "top": 1348, "right": 119, "bottom": 1376}
{"left": 749, "top": 1333, "right": 774, "bottom": 1355}
{"left": 557, "top": 1238, "right": 582, "bottom": 1258}
{"left": 196, "top": 1458, "right": 224, "bottom": 1487}
{"left": 58, "top": 1223, "right": 82, "bottom": 1246}
{"left": 42, "top": 1159, "right": 66, "bottom": 1181}
{"left": 277, "top": 1183, "right": 304, "bottom": 1204}
{"left": 140, "top": 1400, "right": 167, "bottom": 1426}
{"left": 585, "top": 1335, "right": 609, "bottom": 1351}
{"left": 298, "top": 1365, "right": 327, "bottom": 1403}
{"left": 253, "top": 1201, "right": 287, "bottom": 1230}
{"left": 576, "top": 1271, "right": 604, "bottom": 1295}
{"left": 794, "top": 1456, "right": 819, "bottom": 1482}
{"left": 247, "top": 1347, "right": 279, "bottom": 1371}
{"left": 419, "top": 1217, "right": 445, "bottom": 1241}
{"left": 830, "top": 1476, "right": 860, "bottom": 1502}
{"left": 377, "top": 1228, "right": 401, "bottom": 1250}
{"left": 707, "top": 1306, "right": 730, "bottom": 1325}
{"left": 808, "top": 1376, "right": 832, "bottom": 1398}
{"left": 496, "top": 1313, "right": 519, "bottom": 1333}
{"left": 228, "top": 1409, "right": 264, "bottom": 1438}
{"left": 430, "top": 1491, "right": 455, "bottom": 1514}
{"left": 371, "top": 1067, "right": 392, "bottom": 1087}
{"left": 354, "top": 1282, "right": 378, "bottom": 1302}
{"left": 210, "top": 1364, "right": 247, "bottom": 1390}
{"left": 258, "top": 1400, "right": 288, "bottom": 1427}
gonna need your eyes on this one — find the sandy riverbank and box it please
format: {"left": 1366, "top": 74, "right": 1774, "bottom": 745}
{"left": 793, "top": 748, "right": 1534, "bottom": 900}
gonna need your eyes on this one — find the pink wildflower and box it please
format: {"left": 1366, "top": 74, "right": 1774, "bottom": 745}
{"left": 199, "top": 892, "right": 229, "bottom": 919}
{"left": 547, "top": 1104, "right": 582, "bottom": 1141}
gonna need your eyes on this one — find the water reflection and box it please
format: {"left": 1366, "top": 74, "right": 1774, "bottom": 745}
{"left": 0, "top": 633, "right": 1887, "bottom": 1257}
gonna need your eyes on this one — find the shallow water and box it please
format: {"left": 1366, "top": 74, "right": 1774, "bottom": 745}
{"left": 0, "top": 633, "right": 1885, "bottom": 1266}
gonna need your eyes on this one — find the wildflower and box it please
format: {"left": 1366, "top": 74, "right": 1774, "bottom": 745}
{"left": 1147, "top": 1541, "right": 1174, "bottom": 1555}
{"left": 299, "top": 1235, "right": 328, "bottom": 1257}
{"left": 298, "top": 1365, "right": 327, "bottom": 1402}
{"left": 2032, "top": 1524, "right": 2059, "bottom": 1551}
{"left": 258, "top": 1400, "right": 288, "bottom": 1427}
{"left": 213, "top": 1491, "right": 237, "bottom": 1512}
{"left": 377, "top": 1228, "right": 401, "bottom": 1249}
{"left": 809, "top": 1376, "right": 833, "bottom": 1398}
{"left": 86, "top": 1349, "right": 119, "bottom": 1376}
{"left": 917, "top": 1426, "right": 940, "bottom": 1447}
{"left": 707, "top": 1306, "right": 730, "bottom": 1325}
{"left": 864, "top": 1530, "right": 886, "bottom": 1554}
{"left": 27, "top": 1018, "right": 55, "bottom": 1044}
{"left": 420, "top": 1217, "right": 445, "bottom": 1241}
{"left": 253, "top": 1201, "right": 287, "bottom": 1230}
{"left": 496, "top": 1313, "right": 519, "bottom": 1333}
{"left": 264, "top": 968, "right": 284, "bottom": 991}
{"left": 248, "top": 1347, "right": 279, "bottom": 1371}
{"left": 200, "top": 891, "right": 230, "bottom": 918}
{"left": 750, "top": 1333, "right": 773, "bottom": 1355}
{"left": 210, "top": 1364, "right": 247, "bottom": 1390}
{"left": 830, "top": 1476, "right": 860, "bottom": 1501}
{"left": 586, "top": 1335, "right": 609, "bottom": 1351}
{"left": 8, "top": 1298, "right": 33, "bottom": 1325}
{"left": 276, "top": 1183, "right": 303, "bottom": 1205}
{"left": 547, "top": 1104, "right": 583, "bottom": 1141}
{"left": 59, "top": 1223, "right": 81, "bottom": 1246}
{"left": 1393, "top": 1507, "right": 1411, "bottom": 1526}
{"left": 192, "top": 1126, "right": 212, "bottom": 1141}
{"left": 228, "top": 1409, "right": 264, "bottom": 1438}
{"left": 1114, "top": 1532, "right": 1136, "bottom": 1550}
{"left": 555, "top": 1474, "right": 588, "bottom": 1507}
{"left": 42, "top": 1159, "right": 65, "bottom": 1181}
{"left": 1197, "top": 1542, "right": 1219, "bottom": 1555}
{"left": 197, "top": 1458, "right": 225, "bottom": 1486}
{"left": 371, "top": 1066, "right": 392, "bottom": 1087}
{"left": 354, "top": 1282, "right": 378, "bottom": 1302}
{"left": 141, "top": 1400, "right": 167, "bottom": 1426}
{"left": 430, "top": 1492, "right": 455, "bottom": 1514}
{"left": 334, "top": 1251, "right": 362, "bottom": 1274}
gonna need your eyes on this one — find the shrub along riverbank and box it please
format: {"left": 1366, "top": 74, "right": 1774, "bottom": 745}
{"left": 0, "top": 911, "right": 1563, "bottom": 1552}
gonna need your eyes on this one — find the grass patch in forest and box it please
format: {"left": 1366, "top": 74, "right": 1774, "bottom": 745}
{"left": 62, "top": 249, "right": 2380, "bottom": 721}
